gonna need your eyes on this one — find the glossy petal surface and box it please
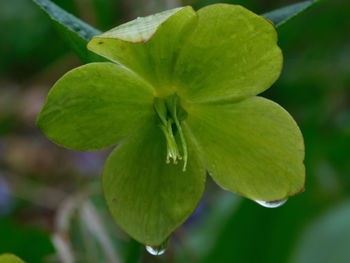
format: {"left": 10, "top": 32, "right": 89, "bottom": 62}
{"left": 174, "top": 4, "right": 282, "bottom": 103}
{"left": 37, "top": 63, "right": 154, "bottom": 150}
{"left": 103, "top": 118, "right": 205, "bottom": 245}
{"left": 184, "top": 96, "right": 305, "bottom": 201}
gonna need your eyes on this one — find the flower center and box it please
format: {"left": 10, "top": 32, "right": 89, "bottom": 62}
{"left": 154, "top": 94, "right": 188, "bottom": 171}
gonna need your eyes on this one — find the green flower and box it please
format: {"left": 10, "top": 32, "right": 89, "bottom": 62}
{"left": 37, "top": 4, "right": 305, "bottom": 246}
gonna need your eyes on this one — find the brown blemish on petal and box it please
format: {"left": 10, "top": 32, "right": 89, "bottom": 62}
{"left": 264, "top": 18, "right": 275, "bottom": 27}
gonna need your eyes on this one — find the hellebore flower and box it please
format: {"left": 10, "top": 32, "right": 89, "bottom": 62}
{"left": 37, "top": 4, "right": 305, "bottom": 246}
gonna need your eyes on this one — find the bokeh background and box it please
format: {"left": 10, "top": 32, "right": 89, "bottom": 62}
{"left": 1, "top": 0, "right": 350, "bottom": 262}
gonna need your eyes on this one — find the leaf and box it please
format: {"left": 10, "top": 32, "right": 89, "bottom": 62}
{"left": 32, "top": 0, "right": 105, "bottom": 62}
{"left": 103, "top": 119, "right": 205, "bottom": 245}
{"left": 174, "top": 4, "right": 282, "bottom": 103}
{"left": 88, "top": 7, "right": 197, "bottom": 96}
{"left": 262, "top": 0, "right": 321, "bottom": 28}
{"left": 291, "top": 201, "right": 350, "bottom": 263}
{"left": 184, "top": 96, "right": 305, "bottom": 201}
{"left": 0, "top": 254, "right": 25, "bottom": 263}
{"left": 37, "top": 63, "right": 155, "bottom": 151}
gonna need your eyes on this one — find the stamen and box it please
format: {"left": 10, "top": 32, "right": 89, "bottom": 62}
{"left": 160, "top": 119, "right": 182, "bottom": 164}
{"left": 166, "top": 95, "right": 188, "bottom": 171}
{"left": 154, "top": 94, "right": 188, "bottom": 171}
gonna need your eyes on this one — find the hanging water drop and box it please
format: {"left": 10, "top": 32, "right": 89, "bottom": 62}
{"left": 145, "top": 245, "right": 166, "bottom": 256}
{"left": 255, "top": 199, "right": 287, "bottom": 208}
{"left": 145, "top": 239, "right": 168, "bottom": 256}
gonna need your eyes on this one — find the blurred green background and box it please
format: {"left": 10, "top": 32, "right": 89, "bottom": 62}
{"left": 0, "top": 0, "right": 350, "bottom": 262}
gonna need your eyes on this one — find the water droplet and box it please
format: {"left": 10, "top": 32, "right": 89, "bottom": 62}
{"left": 255, "top": 199, "right": 287, "bottom": 208}
{"left": 145, "top": 245, "right": 166, "bottom": 256}
{"left": 145, "top": 239, "right": 168, "bottom": 256}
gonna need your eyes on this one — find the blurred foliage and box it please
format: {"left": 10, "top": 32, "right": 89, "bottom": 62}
{"left": 291, "top": 200, "right": 350, "bottom": 263}
{"left": 0, "top": 218, "right": 54, "bottom": 262}
{"left": 0, "top": 0, "right": 350, "bottom": 262}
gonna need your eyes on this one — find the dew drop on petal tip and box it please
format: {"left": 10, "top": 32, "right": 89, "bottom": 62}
{"left": 255, "top": 199, "right": 287, "bottom": 208}
{"left": 145, "top": 245, "right": 166, "bottom": 256}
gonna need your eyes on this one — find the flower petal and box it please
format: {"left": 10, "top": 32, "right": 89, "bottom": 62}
{"left": 37, "top": 62, "right": 154, "bottom": 150}
{"left": 87, "top": 7, "right": 197, "bottom": 96}
{"left": 0, "top": 254, "right": 25, "bottom": 263}
{"left": 174, "top": 4, "right": 282, "bottom": 103}
{"left": 184, "top": 96, "right": 305, "bottom": 201}
{"left": 103, "top": 117, "right": 205, "bottom": 245}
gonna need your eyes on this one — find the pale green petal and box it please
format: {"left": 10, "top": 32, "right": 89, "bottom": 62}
{"left": 0, "top": 254, "right": 25, "bottom": 263}
{"left": 91, "top": 7, "right": 184, "bottom": 42}
{"left": 102, "top": 118, "right": 205, "bottom": 245}
{"left": 174, "top": 4, "right": 282, "bottom": 103}
{"left": 37, "top": 63, "right": 154, "bottom": 151}
{"left": 184, "top": 96, "right": 305, "bottom": 201}
{"left": 88, "top": 7, "right": 197, "bottom": 96}
{"left": 88, "top": 4, "right": 281, "bottom": 102}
